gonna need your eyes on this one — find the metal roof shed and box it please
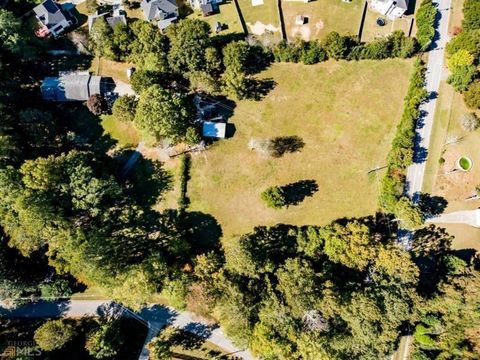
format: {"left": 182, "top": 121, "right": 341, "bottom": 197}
{"left": 203, "top": 121, "right": 226, "bottom": 138}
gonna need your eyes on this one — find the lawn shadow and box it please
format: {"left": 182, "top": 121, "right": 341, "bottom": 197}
{"left": 270, "top": 136, "right": 305, "bottom": 157}
{"left": 282, "top": 179, "right": 318, "bottom": 206}
{"left": 184, "top": 211, "right": 223, "bottom": 253}
{"left": 247, "top": 78, "right": 276, "bottom": 101}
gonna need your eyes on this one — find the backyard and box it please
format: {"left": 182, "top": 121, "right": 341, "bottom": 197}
{"left": 237, "top": 0, "right": 282, "bottom": 41}
{"left": 187, "top": 0, "right": 244, "bottom": 34}
{"left": 186, "top": 59, "right": 414, "bottom": 239}
{"left": 282, "top": 0, "right": 364, "bottom": 41}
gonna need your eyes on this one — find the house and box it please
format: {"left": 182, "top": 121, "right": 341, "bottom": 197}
{"left": 203, "top": 121, "right": 226, "bottom": 138}
{"left": 41, "top": 71, "right": 106, "bottom": 101}
{"left": 140, "top": 0, "right": 179, "bottom": 30}
{"left": 189, "top": 0, "right": 222, "bottom": 13}
{"left": 33, "top": 0, "right": 73, "bottom": 38}
{"left": 88, "top": 8, "right": 127, "bottom": 32}
{"left": 369, "top": 0, "right": 409, "bottom": 19}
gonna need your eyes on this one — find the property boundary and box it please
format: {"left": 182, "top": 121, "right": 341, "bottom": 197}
{"left": 358, "top": 0, "right": 368, "bottom": 41}
{"left": 277, "top": 0, "right": 287, "bottom": 41}
{"left": 233, "top": 0, "right": 249, "bottom": 35}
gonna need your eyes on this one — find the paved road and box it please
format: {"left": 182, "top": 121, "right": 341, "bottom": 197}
{"left": 0, "top": 300, "right": 254, "bottom": 360}
{"left": 405, "top": 0, "right": 452, "bottom": 201}
{"left": 426, "top": 209, "right": 480, "bottom": 227}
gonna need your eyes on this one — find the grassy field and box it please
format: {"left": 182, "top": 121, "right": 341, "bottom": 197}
{"left": 188, "top": 1, "right": 244, "bottom": 34}
{"left": 237, "top": 0, "right": 282, "bottom": 39}
{"left": 283, "top": 0, "right": 364, "bottom": 41}
{"left": 101, "top": 115, "right": 140, "bottom": 148}
{"left": 188, "top": 59, "right": 413, "bottom": 239}
{"left": 89, "top": 57, "right": 133, "bottom": 83}
{"left": 361, "top": 8, "right": 413, "bottom": 42}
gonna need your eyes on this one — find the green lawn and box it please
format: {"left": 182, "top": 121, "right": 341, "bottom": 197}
{"left": 237, "top": 0, "right": 281, "bottom": 39}
{"left": 101, "top": 115, "right": 140, "bottom": 148}
{"left": 282, "top": 0, "right": 364, "bottom": 41}
{"left": 361, "top": 8, "right": 413, "bottom": 42}
{"left": 188, "top": 0, "right": 244, "bottom": 34}
{"left": 188, "top": 59, "right": 413, "bottom": 239}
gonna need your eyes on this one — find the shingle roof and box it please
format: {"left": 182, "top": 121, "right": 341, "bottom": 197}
{"left": 33, "top": 0, "right": 67, "bottom": 28}
{"left": 141, "top": 0, "right": 178, "bottom": 21}
{"left": 41, "top": 71, "right": 103, "bottom": 101}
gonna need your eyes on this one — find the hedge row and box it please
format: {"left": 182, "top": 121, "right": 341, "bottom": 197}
{"left": 177, "top": 153, "right": 191, "bottom": 211}
{"left": 272, "top": 31, "right": 418, "bottom": 65}
{"left": 379, "top": 58, "right": 428, "bottom": 212}
{"left": 416, "top": 0, "right": 437, "bottom": 51}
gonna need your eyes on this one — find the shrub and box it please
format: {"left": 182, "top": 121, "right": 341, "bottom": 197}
{"left": 395, "top": 196, "right": 424, "bottom": 229}
{"left": 447, "top": 65, "right": 477, "bottom": 92}
{"left": 112, "top": 95, "right": 138, "bottom": 122}
{"left": 464, "top": 81, "right": 480, "bottom": 108}
{"left": 185, "top": 126, "right": 201, "bottom": 145}
{"left": 87, "top": 94, "right": 108, "bottom": 115}
{"left": 416, "top": 0, "right": 437, "bottom": 50}
{"left": 460, "top": 112, "right": 479, "bottom": 131}
{"left": 86, "top": 321, "right": 123, "bottom": 359}
{"left": 86, "top": 0, "right": 99, "bottom": 13}
{"left": 462, "top": 0, "right": 480, "bottom": 30}
{"left": 34, "top": 319, "right": 76, "bottom": 351}
{"left": 39, "top": 278, "right": 73, "bottom": 300}
{"left": 273, "top": 41, "right": 303, "bottom": 63}
{"left": 322, "top": 32, "right": 352, "bottom": 60}
{"left": 300, "top": 41, "right": 327, "bottom": 64}
{"left": 177, "top": 154, "right": 191, "bottom": 210}
{"left": 261, "top": 186, "right": 287, "bottom": 209}
{"left": 447, "top": 49, "right": 474, "bottom": 70}
{"left": 446, "top": 29, "right": 480, "bottom": 59}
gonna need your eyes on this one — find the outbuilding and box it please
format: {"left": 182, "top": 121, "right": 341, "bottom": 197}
{"left": 203, "top": 121, "right": 226, "bottom": 138}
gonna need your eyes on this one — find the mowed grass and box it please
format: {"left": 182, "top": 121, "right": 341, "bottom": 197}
{"left": 101, "top": 115, "right": 140, "bottom": 148}
{"left": 188, "top": 59, "right": 413, "bottom": 239}
{"left": 283, "top": 0, "right": 363, "bottom": 41}
{"left": 361, "top": 8, "right": 413, "bottom": 42}
{"left": 187, "top": 1, "right": 244, "bottom": 34}
{"left": 237, "top": 0, "right": 281, "bottom": 38}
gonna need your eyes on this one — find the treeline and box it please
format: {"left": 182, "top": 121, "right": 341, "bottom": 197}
{"left": 273, "top": 30, "right": 418, "bottom": 64}
{"left": 445, "top": 0, "right": 480, "bottom": 109}
{"left": 182, "top": 217, "right": 480, "bottom": 359}
{"left": 379, "top": 59, "right": 427, "bottom": 226}
{"left": 415, "top": 0, "right": 437, "bottom": 51}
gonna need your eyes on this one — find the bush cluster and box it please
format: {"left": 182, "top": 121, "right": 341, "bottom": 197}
{"left": 177, "top": 154, "right": 191, "bottom": 211}
{"left": 415, "top": 0, "right": 437, "bottom": 51}
{"left": 261, "top": 186, "right": 287, "bottom": 209}
{"left": 272, "top": 31, "right": 417, "bottom": 65}
{"left": 380, "top": 59, "right": 428, "bottom": 213}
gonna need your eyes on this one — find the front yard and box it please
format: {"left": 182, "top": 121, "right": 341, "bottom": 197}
{"left": 187, "top": 59, "right": 413, "bottom": 239}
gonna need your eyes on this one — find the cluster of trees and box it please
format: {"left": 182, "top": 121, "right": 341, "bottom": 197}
{"left": 415, "top": 0, "right": 437, "bottom": 51}
{"left": 273, "top": 30, "right": 417, "bottom": 64}
{"left": 379, "top": 58, "right": 427, "bottom": 226}
{"left": 181, "top": 217, "right": 479, "bottom": 359}
{"left": 446, "top": 0, "right": 480, "bottom": 109}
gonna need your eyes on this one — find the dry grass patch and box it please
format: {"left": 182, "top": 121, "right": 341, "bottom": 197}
{"left": 188, "top": 59, "right": 413, "bottom": 238}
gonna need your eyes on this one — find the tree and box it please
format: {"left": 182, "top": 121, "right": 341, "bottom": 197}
{"left": 129, "top": 20, "right": 169, "bottom": 72}
{"left": 447, "top": 65, "right": 477, "bottom": 92}
{"left": 89, "top": 17, "right": 115, "bottom": 58}
{"left": 134, "top": 85, "right": 194, "bottom": 143}
{"left": 0, "top": 10, "right": 21, "bottom": 54}
{"left": 446, "top": 29, "right": 480, "bottom": 58}
{"left": 187, "top": 70, "right": 220, "bottom": 94}
{"left": 223, "top": 40, "right": 250, "bottom": 72}
{"left": 167, "top": 19, "right": 211, "bottom": 73}
{"left": 222, "top": 64, "right": 248, "bottom": 100}
{"left": 321, "top": 220, "right": 376, "bottom": 270}
{"left": 40, "top": 278, "right": 73, "bottom": 300}
{"left": 87, "top": 94, "right": 108, "bottom": 115}
{"left": 261, "top": 186, "right": 287, "bottom": 209}
{"left": 415, "top": 0, "right": 437, "bottom": 50}
{"left": 395, "top": 196, "right": 424, "bottom": 229}
{"left": 112, "top": 95, "right": 138, "bottom": 122}
{"left": 34, "top": 320, "right": 76, "bottom": 351}
{"left": 460, "top": 112, "right": 479, "bottom": 131}
{"left": 462, "top": 0, "right": 480, "bottom": 30}
{"left": 86, "top": 0, "right": 99, "bottom": 14}
{"left": 130, "top": 70, "right": 164, "bottom": 93}
{"left": 18, "top": 109, "right": 56, "bottom": 149}
{"left": 322, "top": 32, "right": 350, "bottom": 60}
{"left": 148, "top": 337, "right": 170, "bottom": 360}
{"left": 111, "top": 22, "right": 132, "bottom": 61}
{"left": 464, "top": 81, "right": 480, "bottom": 108}
{"left": 86, "top": 321, "right": 123, "bottom": 359}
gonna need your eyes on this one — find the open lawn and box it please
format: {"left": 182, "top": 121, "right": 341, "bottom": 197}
{"left": 237, "top": 0, "right": 282, "bottom": 40}
{"left": 188, "top": 1, "right": 244, "bottom": 34}
{"left": 188, "top": 59, "right": 413, "bottom": 239}
{"left": 101, "top": 115, "right": 140, "bottom": 148}
{"left": 283, "top": 0, "right": 364, "bottom": 41}
{"left": 90, "top": 57, "right": 133, "bottom": 83}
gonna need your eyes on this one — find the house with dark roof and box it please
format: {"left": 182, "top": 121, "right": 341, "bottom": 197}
{"left": 369, "top": 0, "right": 409, "bottom": 19}
{"left": 140, "top": 0, "right": 179, "bottom": 30}
{"left": 41, "top": 71, "right": 106, "bottom": 101}
{"left": 189, "top": 0, "right": 222, "bottom": 16}
{"left": 33, "top": 0, "right": 73, "bottom": 38}
{"left": 88, "top": 8, "right": 127, "bottom": 32}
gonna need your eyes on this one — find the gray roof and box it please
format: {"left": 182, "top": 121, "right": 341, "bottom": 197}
{"left": 141, "top": 0, "right": 178, "bottom": 21}
{"left": 33, "top": 0, "right": 68, "bottom": 28}
{"left": 41, "top": 71, "right": 103, "bottom": 101}
{"left": 394, "top": 0, "right": 408, "bottom": 10}
{"left": 88, "top": 11, "right": 127, "bottom": 31}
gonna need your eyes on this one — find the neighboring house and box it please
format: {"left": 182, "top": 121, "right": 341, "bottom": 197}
{"left": 88, "top": 8, "right": 127, "bottom": 32}
{"left": 189, "top": 0, "right": 223, "bottom": 15}
{"left": 140, "top": 0, "right": 179, "bottom": 30}
{"left": 33, "top": 0, "right": 73, "bottom": 38}
{"left": 203, "top": 121, "right": 226, "bottom": 138}
{"left": 369, "top": 0, "right": 409, "bottom": 19}
{"left": 41, "top": 71, "right": 106, "bottom": 101}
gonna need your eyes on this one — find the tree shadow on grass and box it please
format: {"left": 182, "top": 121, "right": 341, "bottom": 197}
{"left": 418, "top": 193, "right": 448, "bottom": 218}
{"left": 183, "top": 212, "right": 223, "bottom": 253}
{"left": 270, "top": 136, "right": 305, "bottom": 157}
{"left": 168, "top": 327, "right": 208, "bottom": 350}
{"left": 283, "top": 180, "right": 318, "bottom": 206}
{"left": 247, "top": 78, "right": 276, "bottom": 101}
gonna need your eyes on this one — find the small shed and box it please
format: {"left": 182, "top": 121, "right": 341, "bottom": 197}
{"left": 203, "top": 121, "right": 226, "bottom": 138}
{"left": 295, "top": 15, "right": 306, "bottom": 25}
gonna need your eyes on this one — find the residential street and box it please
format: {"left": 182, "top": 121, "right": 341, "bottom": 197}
{"left": 0, "top": 300, "right": 254, "bottom": 360}
{"left": 405, "top": 0, "right": 452, "bottom": 200}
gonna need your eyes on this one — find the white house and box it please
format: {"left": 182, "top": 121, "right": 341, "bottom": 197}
{"left": 369, "top": 0, "right": 409, "bottom": 19}
{"left": 33, "top": 0, "right": 73, "bottom": 38}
